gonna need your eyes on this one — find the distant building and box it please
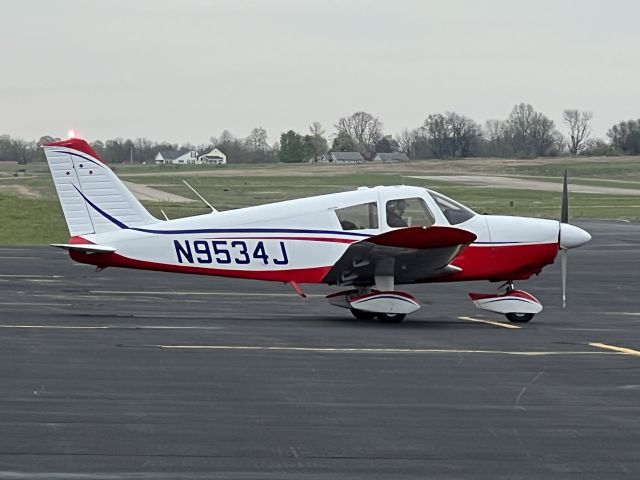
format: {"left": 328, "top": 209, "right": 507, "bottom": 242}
{"left": 155, "top": 150, "right": 198, "bottom": 165}
{"left": 198, "top": 147, "right": 227, "bottom": 165}
{"left": 373, "top": 152, "right": 410, "bottom": 162}
{"left": 319, "top": 151, "right": 364, "bottom": 163}
{"left": 155, "top": 151, "right": 180, "bottom": 164}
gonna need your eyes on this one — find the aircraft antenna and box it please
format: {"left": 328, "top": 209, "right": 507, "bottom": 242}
{"left": 182, "top": 180, "right": 218, "bottom": 213}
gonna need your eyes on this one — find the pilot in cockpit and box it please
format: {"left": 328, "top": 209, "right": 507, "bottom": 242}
{"left": 386, "top": 199, "right": 408, "bottom": 227}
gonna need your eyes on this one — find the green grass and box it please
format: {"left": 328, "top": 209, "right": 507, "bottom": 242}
{"left": 0, "top": 195, "right": 69, "bottom": 245}
{"left": 500, "top": 158, "right": 640, "bottom": 180}
{"left": 2, "top": 157, "right": 640, "bottom": 245}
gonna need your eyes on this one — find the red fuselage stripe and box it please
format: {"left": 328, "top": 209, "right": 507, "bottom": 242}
{"left": 68, "top": 237, "right": 559, "bottom": 284}
{"left": 69, "top": 251, "right": 332, "bottom": 283}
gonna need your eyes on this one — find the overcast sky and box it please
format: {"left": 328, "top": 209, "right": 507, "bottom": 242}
{"left": 2, "top": 0, "right": 639, "bottom": 145}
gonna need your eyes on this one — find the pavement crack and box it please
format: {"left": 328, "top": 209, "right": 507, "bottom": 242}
{"left": 514, "top": 370, "right": 545, "bottom": 411}
{"left": 512, "top": 428, "right": 535, "bottom": 462}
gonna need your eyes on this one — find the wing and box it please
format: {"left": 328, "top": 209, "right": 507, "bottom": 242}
{"left": 322, "top": 226, "right": 476, "bottom": 286}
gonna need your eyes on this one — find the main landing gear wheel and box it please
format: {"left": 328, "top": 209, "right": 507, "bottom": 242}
{"left": 505, "top": 312, "right": 534, "bottom": 323}
{"left": 350, "top": 308, "right": 376, "bottom": 320}
{"left": 376, "top": 313, "right": 406, "bottom": 323}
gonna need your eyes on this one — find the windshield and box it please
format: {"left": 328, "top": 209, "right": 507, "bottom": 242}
{"left": 429, "top": 191, "right": 476, "bottom": 225}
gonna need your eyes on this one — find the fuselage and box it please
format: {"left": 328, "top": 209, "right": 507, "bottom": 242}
{"left": 69, "top": 185, "right": 564, "bottom": 284}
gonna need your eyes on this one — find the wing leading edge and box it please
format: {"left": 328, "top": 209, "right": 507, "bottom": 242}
{"left": 322, "top": 226, "right": 476, "bottom": 286}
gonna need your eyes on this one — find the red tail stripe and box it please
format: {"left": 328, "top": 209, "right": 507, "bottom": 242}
{"left": 43, "top": 138, "right": 103, "bottom": 162}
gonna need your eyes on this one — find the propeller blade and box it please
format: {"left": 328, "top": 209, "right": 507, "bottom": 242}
{"left": 561, "top": 169, "right": 569, "bottom": 224}
{"left": 560, "top": 171, "right": 568, "bottom": 307}
{"left": 561, "top": 249, "right": 567, "bottom": 308}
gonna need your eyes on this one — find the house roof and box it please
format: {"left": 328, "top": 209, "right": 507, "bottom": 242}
{"left": 375, "top": 152, "right": 410, "bottom": 161}
{"left": 330, "top": 151, "right": 363, "bottom": 160}
{"left": 157, "top": 150, "right": 181, "bottom": 160}
{"left": 202, "top": 147, "right": 226, "bottom": 157}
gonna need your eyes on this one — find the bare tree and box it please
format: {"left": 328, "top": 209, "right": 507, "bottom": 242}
{"left": 505, "top": 103, "right": 556, "bottom": 157}
{"left": 531, "top": 115, "right": 558, "bottom": 157}
{"left": 335, "top": 111, "right": 384, "bottom": 160}
{"left": 447, "top": 112, "right": 481, "bottom": 157}
{"left": 563, "top": 109, "right": 592, "bottom": 155}
{"left": 245, "top": 127, "right": 269, "bottom": 152}
{"left": 422, "top": 113, "right": 451, "bottom": 158}
{"left": 309, "top": 122, "right": 325, "bottom": 137}
{"left": 397, "top": 128, "right": 418, "bottom": 158}
{"left": 306, "top": 122, "right": 328, "bottom": 161}
{"left": 484, "top": 119, "right": 511, "bottom": 156}
{"left": 608, "top": 119, "right": 640, "bottom": 154}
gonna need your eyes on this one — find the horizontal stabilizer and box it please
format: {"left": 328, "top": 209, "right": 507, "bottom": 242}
{"left": 51, "top": 243, "right": 116, "bottom": 254}
{"left": 365, "top": 226, "right": 476, "bottom": 249}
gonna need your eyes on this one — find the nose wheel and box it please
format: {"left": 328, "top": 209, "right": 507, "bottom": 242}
{"left": 349, "top": 308, "right": 407, "bottom": 323}
{"left": 505, "top": 312, "right": 534, "bottom": 323}
{"left": 376, "top": 313, "right": 406, "bottom": 323}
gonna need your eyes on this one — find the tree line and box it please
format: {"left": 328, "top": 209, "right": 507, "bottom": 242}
{"left": 1, "top": 104, "right": 639, "bottom": 164}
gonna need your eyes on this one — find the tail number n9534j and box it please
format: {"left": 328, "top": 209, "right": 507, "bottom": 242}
{"left": 174, "top": 240, "right": 289, "bottom": 266}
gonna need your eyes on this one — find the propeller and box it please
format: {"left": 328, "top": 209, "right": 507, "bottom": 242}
{"left": 557, "top": 170, "right": 591, "bottom": 307}
{"left": 559, "top": 170, "right": 568, "bottom": 308}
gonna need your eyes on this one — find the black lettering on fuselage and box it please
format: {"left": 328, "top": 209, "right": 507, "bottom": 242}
{"left": 193, "top": 240, "right": 213, "bottom": 264}
{"left": 174, "top": 240, "right": 193, "bottom": 264}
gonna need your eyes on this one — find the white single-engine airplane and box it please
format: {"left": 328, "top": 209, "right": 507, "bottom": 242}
{"left": 43, "top": 138, "right": 591, "bottom": 323}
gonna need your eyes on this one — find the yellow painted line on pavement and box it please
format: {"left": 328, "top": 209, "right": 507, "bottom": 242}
{"left": 156, "top": 345, "right": 612, "bottom": 356}
{"left": 0, "top": 274, "right": 63, "bottom": 278}
{"left": 589, "top": 342, "right": 640, "bottom": 357}
{"left": 0, "top": 325, "right": 109, "bottom": 329}
{"left": 0, "top": 324, "right": 221, "bottom": 330}
{"left": 0, "top": 302, "right": 72, "bottom": 306}
{"left": 458, "top": 316, "right": 522, "bottom": 329}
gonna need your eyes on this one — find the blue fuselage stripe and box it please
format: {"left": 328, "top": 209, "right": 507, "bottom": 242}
{"left": 131, "top": 227, "right": 371, "bottom": 237}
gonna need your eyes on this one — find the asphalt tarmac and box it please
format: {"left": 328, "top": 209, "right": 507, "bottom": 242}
{"left": 0, "top": 220, "right": 639, "bottom": 479}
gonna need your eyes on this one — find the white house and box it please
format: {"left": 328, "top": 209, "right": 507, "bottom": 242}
{"left": 373, "top": 152, "right": 410, "bottom": 162}
{"left": 318, "top": 152, "right": 364, "bottom": 163}
{"left": 155, "top": 150, "right": 198, "bottom": 165}
{"left": 198, "top": 147, "right": 227, "bottom": 165}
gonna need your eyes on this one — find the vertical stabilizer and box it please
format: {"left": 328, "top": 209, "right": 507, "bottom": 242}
{"left": 43, "top": 138, "right": 156, "bottom": 235}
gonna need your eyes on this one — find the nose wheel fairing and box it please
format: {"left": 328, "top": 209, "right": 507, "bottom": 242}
{"left": 469, "top": 289, "right": 543, "bottom": 318}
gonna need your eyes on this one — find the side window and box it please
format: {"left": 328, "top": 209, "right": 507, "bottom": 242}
{"left": 385, "top": 197, "right": 435, "bottom": 228}
{"left": 336, "top": 202, "right": 379, "bottom": 230}
{"left": 429, "top": 191, "right": 475, "bottom": 225}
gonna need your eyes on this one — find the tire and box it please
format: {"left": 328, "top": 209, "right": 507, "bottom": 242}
{"left": 505, "top": 312, "right": 534, "bottom": 323}
{"left": 376, "top": 313, "right": 406, "bottom": 323}
{"left": 350, "top": 308, "right": 376, "bottom": 320}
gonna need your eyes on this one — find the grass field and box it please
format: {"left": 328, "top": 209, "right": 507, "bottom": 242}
{"left": 1, "top": 156, "right": 639, "bottom": 245}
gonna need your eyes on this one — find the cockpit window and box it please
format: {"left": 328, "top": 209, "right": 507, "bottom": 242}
{"left": 336, "top": 202, "right": 379, "bottom": 230}
{"left": 385, "top": 197, "right": 435, "bottom": 228}
{"left": 429, "top": 191, "right": 476, "bottom": 225}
